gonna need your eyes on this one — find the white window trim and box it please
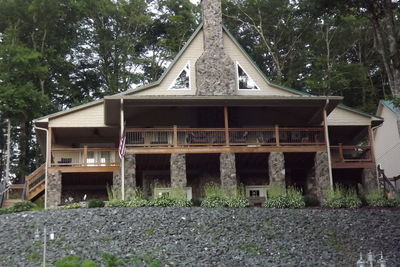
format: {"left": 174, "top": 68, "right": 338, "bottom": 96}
{"left": 236, "top": 61, "right": 260, "bottom": 90}
{"left": 168, "top": 61, "right": 191, "bottom": 90}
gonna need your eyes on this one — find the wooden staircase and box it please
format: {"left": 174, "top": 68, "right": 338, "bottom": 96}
{"left": 377, "top": 165, "right": 400, "bottom": 196}
{"left": 0, "top": 164, "right": 46, "bottom": 208}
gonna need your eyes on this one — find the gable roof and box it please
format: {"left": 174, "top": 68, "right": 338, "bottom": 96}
{"left": 377, "top": 100, "right": 400, "bottom": 117}
{"left": 34, "top": 22, "right": 382, "bottom": 126}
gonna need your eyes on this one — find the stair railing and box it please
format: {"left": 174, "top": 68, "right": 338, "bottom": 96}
{"left": 377, "top": 165, "right": 398, "bottom": 195}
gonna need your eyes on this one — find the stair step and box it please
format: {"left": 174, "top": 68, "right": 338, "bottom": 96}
{"left": 2, "top": 199, "right": 24, "bottom": 209}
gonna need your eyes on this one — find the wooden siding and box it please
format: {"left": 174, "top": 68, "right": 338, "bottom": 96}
{"left": 49, "top": 103, "right": 106, "bottom": 127}
{"left": 328, "top": 107, "right": 371, "bottom": 126}
{"left": 374, "top": 105, "right": 400, "bottom": 177}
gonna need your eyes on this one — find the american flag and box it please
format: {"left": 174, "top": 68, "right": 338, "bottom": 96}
{"left": 118, "top": 127, "right": 126, "bottom": 159}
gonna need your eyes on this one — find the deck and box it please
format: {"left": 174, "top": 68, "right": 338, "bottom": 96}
{"left": 330, "top": 145, "right": 375, "bottom": 168}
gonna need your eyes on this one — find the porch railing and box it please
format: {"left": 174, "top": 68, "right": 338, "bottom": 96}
{"left": 330, "top": 144, "right": 373, "bottom": 163}
{"left": 125, "top": 126, "right": 325, "bottom": 147}
{"left": 51, "top": 148, "right": 120, "bottom": 167}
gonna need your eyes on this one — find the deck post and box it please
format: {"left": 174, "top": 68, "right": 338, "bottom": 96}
{"left": 83, "top": 145, "right": 88, "bottom": 166}
{"left": 368, "top": 125, "right": 376, "bottom": 163}
{"left": 224, "top": 106, "right": 230, "bottom": 146}
{"left": 338, "top": 143, "right": 344, "bottom": 162}
{"left": 275, "top": 125, "right": 280, "bottom": 146}
{"left": 173, "top": 125, "right": 178, "bottom": 147}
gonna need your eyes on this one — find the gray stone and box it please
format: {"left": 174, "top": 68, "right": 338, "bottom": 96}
{"left": 195, "top": 0, "right": 236, "bottom": 96}
{"left": 220, "top": 153, "right": 237, "bottom": 192}
{"left": 46, "top": 169, "right": 62, "bottom": 208}
{"left": 362, "top": 168, "right": 378, "bottom": 193}
{"left": 124, "top": 154, "right": 136, "bottom": 190}
{"left": 171, "top": 154, "right": 187, "bottom": 188}
{"left": 268, "top": 152, "right": 285, "bottom": 187}
{"left": 113, "top": 171, "right": 121, "bottom": 191}
{"left": 313, "top": 152, "right": 331, "bottom": 204}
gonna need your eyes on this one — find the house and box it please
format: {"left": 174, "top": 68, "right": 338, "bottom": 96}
{"left": 20, "top": 0, "right": 383, "bottom": 209}
{"left": 374, "top": 100, "right": 400, "bottom": 191}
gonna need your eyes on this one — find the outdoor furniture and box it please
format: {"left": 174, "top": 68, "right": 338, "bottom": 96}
{"left": 186, "top": 132, "right": 209, "bottom": 144}
{"left": 231, "top": 131, "right": 248, "bottom": 143}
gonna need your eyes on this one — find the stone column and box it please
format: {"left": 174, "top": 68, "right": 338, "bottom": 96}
{"left": 307, "top": 151, "right": 331, "bottom": 204}
{"left": 362, "top": 168, "right": 378, "bottom": 193}
{"left": 113, "top": 171, "right": 121, "bottom": 191}
{"left": 46, "top": 170, "right": 62, "bottom": 209}
{"left": 220, "top": 153, "right": 237, "bottom": 192}
{"left": 124, "top": 154, "right": 136, "bottom": 190}
{"left": 268, "top": 152, "right": 285, "bottom": 187}
{"left": 170, "top": 154, "right": 187, "bottom": 188}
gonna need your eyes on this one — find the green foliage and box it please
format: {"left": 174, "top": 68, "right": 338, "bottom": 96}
{"left": 102, "top": 253, "right": 124, "bottom": 267}
{"left": 264, "top": 186, "right": 305, "bottom": 209}
{"left": 365, "top": 190, "right": 400, "bottom": 207}
{"left": 105, "top": 199, "right": 148, "bottom": 208}
{"left": 324, "top": 187, "right": 362, "bottom": 209}
{"left": 54, "top": 255, "right": 98, "bottom": 267}
{"left": 9, "top": 201, "right": 37, "bottom": 212}
{"left": 148, "top": 195, "right": 192, "bottom": 207}
{"left": 201, "top": 183, "right": 250, "bottom": 208}
{"left": 304, "top": 195, "right": 319, "bottom": 207}
{"left": 87, "top": 199, "right": 105, "bottom": 208}
{"left": 59, "top": 203, "right": 82, "bottom": 210}
{"left": 0, "top": 208, "right": 11, "bottom": 215}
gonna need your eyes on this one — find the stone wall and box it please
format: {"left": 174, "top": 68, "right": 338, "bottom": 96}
{"left": 124, "top": 154, "right": 136, "bottom": 190}
{"left": 220, "top": 153, "right": 237, "bottom": 192}
{"left": 306, "top": 152, "right": 331, "bottom": 204}
{"left": 170, "top": 154, "right": 187, "bottom": 188}
{"left": 362, "top": 168, "right": 378, "bottom": 193}
{"left": 46, "top": 169, "right": 62, "bottom": 209}
{"left": 113, "top": 171, "right": 121, "bottom": 191}
{"left": 195, "top": 0, "right": 236, "bottom": 96}
{"left": 268, "top": 152, "right": 285, "bottom": 187}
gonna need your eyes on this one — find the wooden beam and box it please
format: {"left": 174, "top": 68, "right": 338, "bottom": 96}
{"left": 83, "top": 145, "right": 88, "bottom": 166}
{"left": 332, "top": 162, "right": 376, "bottom": 169}
{"left": 275, "top": 125, "right": 280, "bottom": 146}
{"left": 224, "top": 106, "right": 230, "bottom": 146}
{"left": 49, "top": 166, "right": 120, "bottom": 173}
{"left": 126, "top": 145, "right": 326, "bottom": 154}
{"left": 368, "top": 125, "right": 376, "bottom": 164}
{"left": 173, "top": 125, "right": 178, "bottom": 147}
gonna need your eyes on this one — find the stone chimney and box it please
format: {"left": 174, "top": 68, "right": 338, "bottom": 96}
{"left": 195, "top": 0, "right": 236, "bottom": 96}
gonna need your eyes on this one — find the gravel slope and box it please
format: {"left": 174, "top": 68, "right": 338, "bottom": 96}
{"left": 0, "top": 207, "right": 399, "bottom": 266}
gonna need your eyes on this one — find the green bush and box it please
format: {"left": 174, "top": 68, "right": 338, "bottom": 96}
{"left": 55, "top": 255, "right": 98, "bottom": 267}
{"left": 324, "top": 187, "right": 362, "bottom": 209}
{"left": 9, "top": 201, "right": 37, "bottom": 212}
{"left": 201, "top": 183, "right": 250, "bottom": 208}
{"left": 148, "top": 195, "right": 191, "bottom": 207}
{"left": 105, "top": 200, "right": 129, "bottom": 207}
{"left": 366, "top": 190, "right": 400, "bottom": 207}
{"left": 304, "top": 195, "right": 319, "bottom": 207}
{"left": 264, "top": 186, "right": 305, "bottom": 209}
{"left": 0, "top": 208, "right": 10, "bottom": 215}
{"left": 87, "top": 199, "right": 105, "bottom": 208}
{"left": 59, "top": 203, "right": 82, "bottom": 210}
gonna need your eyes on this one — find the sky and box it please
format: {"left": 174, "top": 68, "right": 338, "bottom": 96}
{"left": 189, "top": 0, "right": 201, "bottom": 4}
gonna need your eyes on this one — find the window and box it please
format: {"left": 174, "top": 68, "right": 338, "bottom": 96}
{"left": 169, "top": 62, "right": 190, "bottom": 90}
{"left": 249, "top": 190, "right": 260, "bottom": 197}
{"left": 237, "top": 62, "right": 259, "bottom": 90}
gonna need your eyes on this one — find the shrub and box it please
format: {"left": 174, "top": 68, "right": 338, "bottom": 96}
{"left": 0, "top": 208, "right": 10, "bottom": 215}
{"left": 59, "top": 203, "right": 82, "bottom": 210}
{"left": 201, "top": 183, "right": 227, "bottom": 208}
{"left": 263, "top": 186, "right": 305, "bottom": 209}
{"left": 304, "top": 195, "right": 319, "bottom": 207}
{"left": 325, "top": 187, "right": 362, "bottom": 209}
{"left": 226, "top": 187, "right": 250, "bottom": 208}
{"left": 87, "top": 199, "right": 105, "bottom": 208}
{"left": 55, "top": 255, "right": 98, "bottom": 267}
{"left": 105, "top": 200, "right": 129, "bottom": 208}
{"left": 366, "top": 190, "right": 400, "bottom": 207}
{"left": 9, "top": 201, "right": 37, "bottom": 212}
{"left": 148, "top": 195, "right": 191, "bottom": 207}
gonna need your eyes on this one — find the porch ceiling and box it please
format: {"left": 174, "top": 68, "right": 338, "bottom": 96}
{"left": 328, "top": 125, "right": 369, "bottom": 145}
{"left": 104, "top": 95, "right": 342, "bottom": 126}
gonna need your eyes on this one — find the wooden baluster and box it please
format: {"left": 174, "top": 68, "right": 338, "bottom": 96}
{"left": 83, "top": 145, "right": 88, "bottom": 166}
{"left": 173, "top": 125, "right": 178, "bottom": 147}
{"left": 275, "top": 125, "right": 280, "bottom": 146}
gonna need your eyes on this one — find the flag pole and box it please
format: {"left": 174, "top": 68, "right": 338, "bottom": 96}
{"left": 120, "top": 98, "right": 125, "bottom": 200}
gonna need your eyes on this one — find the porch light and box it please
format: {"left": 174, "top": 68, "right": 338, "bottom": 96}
{"left": 49, "top": 228, "right": 55, "bottom": 241}
{"left": 356, "top": 252, "right": 366, "bottom": 267}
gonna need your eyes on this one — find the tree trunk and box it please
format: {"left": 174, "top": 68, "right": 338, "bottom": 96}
{"left": 4, "top": 120, "right": 11, "bottom": 185}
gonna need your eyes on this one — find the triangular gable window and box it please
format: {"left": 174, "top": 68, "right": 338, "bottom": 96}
{"left": 237, "top": 63, "right": 258, "bottom": 90}
{"left": 169, "top": 63, "right": 190, "bottom": 90}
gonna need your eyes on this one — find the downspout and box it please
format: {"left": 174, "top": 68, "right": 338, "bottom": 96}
{"left": 371, "top": 123, "right": 383, "bottom": 188}
{"left": 120, "top": 98, "right": 125, "bottom": 200}
{"left": 34, "top": 126, "right": 49, "bottom": 209}
{"left": 323, "top": 98, "right": 334, "bottom": 189}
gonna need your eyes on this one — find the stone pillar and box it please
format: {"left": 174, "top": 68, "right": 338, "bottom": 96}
{"left": 124, "top": 154, "right": 136, "bottom": 190}
{"left": 220, "top": 153, "right": 237, "bottom": 192}
{"left": 113, "top": 171, "right": 121, "bottom": 191}
{"left": 362, "top": 168, "right": 378, "bottom": 193}
{"left": 195, "top": 0, "right": 236, "bottom": 96}
{"left": 170, "top": 154, "right": 187, "bottom": 188}
{"left": 268, "top": 152, "right": 285, "bottom": 187}
{"left": 46, "top": 170, "right": 62, "bottom": 209}
{"left": 307, "top": 151, "right": 331, "bottom": 204}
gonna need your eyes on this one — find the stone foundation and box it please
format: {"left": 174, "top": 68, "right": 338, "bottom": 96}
{"left": 124, "top": 154, "right": 136, "bottom": 190}
{"left": 268, "top": 152, "right": 285, "bottom": 187}
{"left": 113, "top": 171, "right": 121, "bottom": 191}
{"left": 171, "top": 154, "right": 187, "bottom": 188}
{"left": 362, "top": 168, "right": 378, "bottom": 193}
{"left": 46, "top": 170, "right": 62, "bottom": 209}
{"left": 220, "top": 153, "right": 237, "bottom": 192}
{"left": 306, "top": 152, "right": 331, "bottom": 204}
